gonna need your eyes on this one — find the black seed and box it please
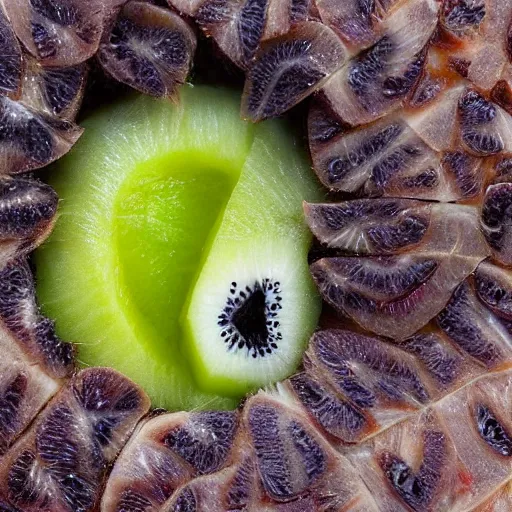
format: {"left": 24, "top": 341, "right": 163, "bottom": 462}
{"left": 476, "top": 404, "right": 512, "bottom": 456}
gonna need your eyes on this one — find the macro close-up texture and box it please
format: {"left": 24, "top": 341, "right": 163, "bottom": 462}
{"left": 0, "top": 0, "right": 511, "bottom": 511}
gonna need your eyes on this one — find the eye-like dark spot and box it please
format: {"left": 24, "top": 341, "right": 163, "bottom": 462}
{"left": 218, "top": 280, "right": 282, "bottom": 358}
{"left": 476, "top": 405, "right": 512, "bottom": 456}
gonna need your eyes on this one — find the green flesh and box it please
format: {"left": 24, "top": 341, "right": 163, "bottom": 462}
{"left": 115, "top": 153, "right": 236, "bottom": 364}
{"left": 35, "top": 86, "right": 322, "bottom": 410}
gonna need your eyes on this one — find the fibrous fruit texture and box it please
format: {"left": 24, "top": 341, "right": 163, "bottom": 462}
{"left": 0, "top": 0, "right": 512, "bottom": 511}
{"left": 34, "top": 85, "right": 322, "bottom": 410}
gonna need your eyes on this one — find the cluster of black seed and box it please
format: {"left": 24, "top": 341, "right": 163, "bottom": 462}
{"left": 218, "top": 278, "right": 283, "bottom": 358}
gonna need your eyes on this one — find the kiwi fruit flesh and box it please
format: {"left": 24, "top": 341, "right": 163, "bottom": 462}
{"left": 35, "top": 85, "right": 322, "bottom": 410}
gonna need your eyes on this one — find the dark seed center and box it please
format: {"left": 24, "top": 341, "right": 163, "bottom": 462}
{"left": 218, "top": 279, "right": 282, "bottom": 358}
{"left": 232, "top": 285, "right": 268, "bottom": 350}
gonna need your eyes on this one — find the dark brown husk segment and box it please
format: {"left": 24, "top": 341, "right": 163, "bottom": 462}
{"left": 0, "top": 0, "right": 512, "bottom": 511}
